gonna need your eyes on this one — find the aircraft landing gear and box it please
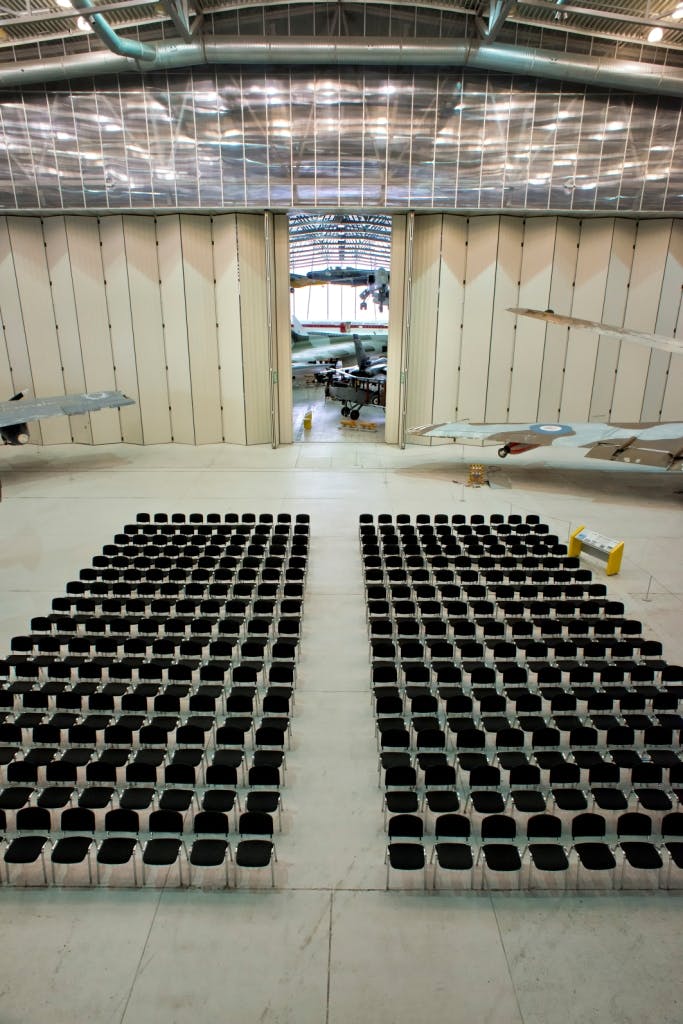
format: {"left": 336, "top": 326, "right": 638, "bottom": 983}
{"left": 349, "top": 409, "right": 360, "bottom": 421}
{"left": 341, "top": 406, "right": 350, "bottom": 416}
{"left": 497, "top": 445, "right": 511, "bottom": 458}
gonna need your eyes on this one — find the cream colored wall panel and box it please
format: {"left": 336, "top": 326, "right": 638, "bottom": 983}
{"left": 509, "top": 219, "right": 556, "bottom": 421}
{"left": 121, "top": 217, "right": 172, "bottom": 444}
{"left": 561, "top": 219, "right": 614, "bottom": 422}
{"left": 433, "top": 216, "right": 467, "bottom": 426}
{"left": 180, "top": 215, "right": 222, "bottom": 444}
{"left": 612, "top": 220, "right": 673, "bottom": 421}
{"left": 0, "top": 318, "right": 14, "bottom": 404}
{"left": 661, "top": 353, "right": 683, "bottom": 421}
{"left": 43, "top": 217, "right": 93, "bottom": 444}
{"left": 236, "top": 214, "right": 271, "bottom": 445}
{"left": 384, "top": 215, "right": 406, "bottom": 445}
{"left": 7, "top": 217, "right": 68, "bottom": 444}
{"left": 486, "top": 217, "right": 524, "bottom": 422}
{"left": 0, "top": 217, "right": 42, "bottom": 443}
{"left": 590, "top": 219, "right": 636, "bottom": 421}
{"left": 458, "top": 217, "right": 498, "bottom": 422}
{"left": 405, "top": 215, "right": 442, "bottom": 444}
{"left": 214, "top": 214, "right": 246, "bottom": 445}
{"left": 537, "top": 218, "right": 580, "bottom": 422}
{"left": 273, "top": 213, "right": 292, "bottom": 445}
{"left": 98, "top": 216, "right": 143, "bottom": 444}
{"left": 65, "top": 217, "right": 120, "bottom": 444}
{"left": 642, "top": 220, "right": 683, "bottom": 420}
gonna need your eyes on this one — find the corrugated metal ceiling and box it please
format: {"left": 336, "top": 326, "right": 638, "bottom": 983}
{"left": 1, "top": 0, "right": 683, "bottom": 65}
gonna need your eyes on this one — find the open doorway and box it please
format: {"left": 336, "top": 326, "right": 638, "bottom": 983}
{"left": 289, "top": 213, "right": 391, "bottom": 442}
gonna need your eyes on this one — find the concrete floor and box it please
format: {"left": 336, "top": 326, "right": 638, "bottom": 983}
{"left": 0, "top": 438, "right": 681, "bottom": 1024}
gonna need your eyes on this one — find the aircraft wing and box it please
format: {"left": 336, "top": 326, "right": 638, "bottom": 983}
{"left": 0, "top": 390, "right": 135, "bottom": 428}
{"left": 408, "top": 420, "right": 683, "bottom": 470}
{"left": 508, "top": 307, "right": 683, "bottom": 356}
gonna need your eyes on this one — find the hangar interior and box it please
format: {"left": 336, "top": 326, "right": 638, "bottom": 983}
{"left": 0, "top": 0, "right": 682, "bottom": 1020}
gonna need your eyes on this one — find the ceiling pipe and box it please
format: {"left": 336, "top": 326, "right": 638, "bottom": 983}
{"left": 70, "top": 0, "right": 156, "bottom": 60}
{"left": 0, "top": 35, "right": 682, "bottom": 97}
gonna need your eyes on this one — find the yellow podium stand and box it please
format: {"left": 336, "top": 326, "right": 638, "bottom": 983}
{"left": 568, "top": 525, "right": 624, "bottom": 576}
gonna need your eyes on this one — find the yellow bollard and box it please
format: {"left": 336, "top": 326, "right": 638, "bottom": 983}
{"left": 303, "top": 410, "right": 313, "bottom": 431}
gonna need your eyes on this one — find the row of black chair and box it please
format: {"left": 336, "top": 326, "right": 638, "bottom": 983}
{"left": 385, "top": 810, "right": 683, "bottom": 889}
{"left": 1, "top": 806, "right": 278, "bottom": 887}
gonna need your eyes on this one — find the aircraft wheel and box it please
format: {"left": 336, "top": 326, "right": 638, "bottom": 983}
{"left": 350, "top": 409, "right": 360, "bottom": 421}
{"left": 341, "top": 406, "right": 350, "bottom": 416}
{"left": 497, "top": 446, "right": 509, "bottom": 458}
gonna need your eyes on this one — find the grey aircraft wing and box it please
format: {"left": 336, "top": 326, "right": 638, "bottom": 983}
{"left": 0, "top": 390, "right": 135, "bottom": 429}
{"left": 508, "top": 307, "right": 683, "bottom": 356}
{"left": 408, "top": 420, "right": 683, "bottom": 471}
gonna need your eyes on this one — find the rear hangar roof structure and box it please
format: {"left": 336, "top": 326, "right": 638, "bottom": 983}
{"left": 0, "top": 0, "right": 680, "bottom": 212}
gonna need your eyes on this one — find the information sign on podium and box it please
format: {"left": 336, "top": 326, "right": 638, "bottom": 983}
{"left": 568, "top": 525, "right": 624, "bottom": 575}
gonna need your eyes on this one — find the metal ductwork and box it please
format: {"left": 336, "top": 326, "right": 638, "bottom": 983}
{"left": 1, "top": 34, "right": 683, "bottom": 97}
{"left": 71, "top": 0, "right": 156, "bottom": 60}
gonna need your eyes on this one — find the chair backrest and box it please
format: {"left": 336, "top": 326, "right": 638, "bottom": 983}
{"left": 60, "top": 807, "right": 96, "bottom": 832}
{"left": 205, "top": 763, "right": 238, "bottom": 787}
{"left": 193, "top": 811, "right": 229, "bottom": 835}
{"left": 481, "top": 815, "right": 516, "bottom": 840}
{"left": 571, "top": 812, "right": 606, "bottom": 839}
{"left": 239, "top": 811, "right": 273, "bottom": 836}
{"left": 148, "top": 810, "right": 184, "bottom": 833}
{"left": 662, "top": 813, "right": 683, "bottom": 838}
{"left": 527, "top": 814, "right": 562, "bottom": 840}
{"left": 105, "top": 808, "right": 140, "bottom": 833}
{"left": 434, "top": 813, "right": 470, "bottom": 839}
{"left": 424, "top": 764, "right": 456, "bottom": 787}
{"left": 16, "top": 806, "right": 51, "bottom": 831}
{"left": 248, "top": 765, "right": 280, "bottom": 787}
{"left": 617, "top": 812, "right": 652, "bottom": 837}
{"left": 469, "top": 765, "right": 501, "bottom": 787}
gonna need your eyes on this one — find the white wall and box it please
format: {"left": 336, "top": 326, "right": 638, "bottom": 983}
{"left": 0, "top": 212, "right": 679, "bottom": 447}
{"left": 0, "top": 213, "right": 276, "bottom": 445}
{"left": 404, "top": 214, "right": 683, "bottom": 443}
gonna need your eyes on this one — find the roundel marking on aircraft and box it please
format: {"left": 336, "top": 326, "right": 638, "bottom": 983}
{"left": 84, "top": 391, "right": 109, "bottom": 400}
{"left": 529, "top": 423, "right": 574, "bottom": 436}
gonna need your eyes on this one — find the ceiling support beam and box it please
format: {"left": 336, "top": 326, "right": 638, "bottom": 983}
{"left": 476, "top": 0, "right": 515, "bottom": 42}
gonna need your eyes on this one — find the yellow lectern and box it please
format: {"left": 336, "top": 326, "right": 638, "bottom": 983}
{"left": 568, "top": 524, "right": 624, "bottom": 575}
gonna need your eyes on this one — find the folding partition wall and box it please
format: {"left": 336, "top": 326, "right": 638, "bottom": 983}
{"left": 0, "top": 212, "right": 291, "bottom": 446}
{"left": 402, "top": 215, "right": 683, "bottom": 445}
{"left": 1, "top": 211, "right": 680, "bottom": 448}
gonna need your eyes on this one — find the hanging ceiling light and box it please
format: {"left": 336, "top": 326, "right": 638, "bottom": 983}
{"left": 648, "top": 26, "right": 664, "bottom": 41}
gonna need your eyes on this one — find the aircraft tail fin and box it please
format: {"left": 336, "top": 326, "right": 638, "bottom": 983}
{"left": 352, "top": 334, "right": 370, "bottom": 372}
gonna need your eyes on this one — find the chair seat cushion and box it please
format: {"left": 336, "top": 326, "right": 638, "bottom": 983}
{"left": 482, "top": 844, "right": 522, "bottom": 872}
{"left": 434, "top": 842, "right": 473, "bottom": 870}
{"left": 529, "top": 844, "right": 569, "bottom": 872}
{"left": 235, "top": 839, "right": 274, "bottom": 868}
{"left": 620, "top": 842, "right": 663, "bottom": 870}
{"left": 51, "top": 836, "right": 93, "bottom": 863}
{"left": 387, "top": 842, "right": 426, "bottom": 871}
{"left": 4, "top": 836, "right": 47, "bottom": 863}
{"left": 189, "top": 839, "right": 229, "bottom": 867}
{"left": 574, "top": 842, "right": 617, "bottom": 870}
{"left": 97, "top": 837, "right": 138, "bottom": 865}
{"left": 143, "top": 838, "right": 182, "bottom": 865}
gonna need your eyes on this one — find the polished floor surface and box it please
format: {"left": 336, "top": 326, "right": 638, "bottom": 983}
{"left": 0, "top": 438, "right": 681, "bottom": 1024}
